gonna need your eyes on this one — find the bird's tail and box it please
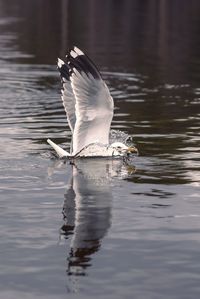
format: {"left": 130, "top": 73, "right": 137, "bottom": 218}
{"left": 47, "top": 139, "right": 70, "bottom": 158}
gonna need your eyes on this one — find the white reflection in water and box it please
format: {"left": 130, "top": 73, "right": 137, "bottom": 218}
{"left": 55, "top": 159, "right": 136, "bottom": 277}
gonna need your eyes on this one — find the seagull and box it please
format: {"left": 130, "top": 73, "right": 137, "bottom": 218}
{"left": 47, "top": 47, "right": 138, "bottom": 158}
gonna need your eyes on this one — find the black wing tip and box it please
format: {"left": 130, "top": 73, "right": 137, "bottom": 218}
{"left": 68, "top": 46, "right": 101, "bottom": 79}
{"left": 57, "top": 46, "right": 101, "bottom": 80}
{"left": 57, "top": 57, "right": 71, "bottom": 81}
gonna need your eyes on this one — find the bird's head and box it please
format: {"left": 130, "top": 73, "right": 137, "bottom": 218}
{"left": 111, "top": 142, "right": 138, "bottom": 156}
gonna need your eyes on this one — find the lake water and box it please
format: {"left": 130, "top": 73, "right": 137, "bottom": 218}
{"left": 0, "top": 1, "right": 200, "bottom": 298}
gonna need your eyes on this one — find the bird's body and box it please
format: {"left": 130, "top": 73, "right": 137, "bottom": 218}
{"left": 47, "top": 47, "right": 138, "bottom": 158}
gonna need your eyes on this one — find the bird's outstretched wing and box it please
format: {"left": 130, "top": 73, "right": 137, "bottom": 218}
{"left": 57, "top": 47, "right": 114, "bottom": 155}
{"left": 68, "top": 47, "right": 114, "bottom": 155}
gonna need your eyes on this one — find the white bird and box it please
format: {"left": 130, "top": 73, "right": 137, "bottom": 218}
{"left": 47, "top": 47, "right": 138, "bottom": 158}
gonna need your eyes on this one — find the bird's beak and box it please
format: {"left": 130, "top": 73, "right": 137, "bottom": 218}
{"left": 127, "top": 146, "right": 139, "bottom": 155}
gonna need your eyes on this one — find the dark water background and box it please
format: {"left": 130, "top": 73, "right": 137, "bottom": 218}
{"left": 0, "top": 1, "right": 200, "bottom": 298}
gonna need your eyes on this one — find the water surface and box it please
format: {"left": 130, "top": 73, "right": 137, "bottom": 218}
{"left": 0, "top": 1, "right": 200, "bottom": 299}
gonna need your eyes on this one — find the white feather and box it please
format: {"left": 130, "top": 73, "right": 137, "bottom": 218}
{"left": 70, "top": 50, "right": 78, "bottom": 58}
{"left": 47, "top": 139, "right": 70, "bottom": 158}
{"left": 74, "top": 46, "right": 84, "bottom": 56}
{"left": 57, "top": 58, "right": 65, "bottom": 68}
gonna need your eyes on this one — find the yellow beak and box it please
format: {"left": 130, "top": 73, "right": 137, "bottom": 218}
{"left": 127, "top": 146, "right": 139, "bottom": 155}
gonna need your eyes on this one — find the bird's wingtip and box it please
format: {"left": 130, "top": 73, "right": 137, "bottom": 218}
{"left": 69, "top": 46, "right": 84, "bottom": 59}
{"left": 57, "top": 58, "right": 65, "bottom": 68}
{"left": 74, "top": 46, "right": 84, "bottom": 56}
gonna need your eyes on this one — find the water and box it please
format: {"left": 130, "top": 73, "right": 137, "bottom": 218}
{"left": 0, "top": 1, "right": 200, "bottom": 298}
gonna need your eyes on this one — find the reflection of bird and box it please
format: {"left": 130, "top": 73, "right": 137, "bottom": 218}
{"left": 47, "top": 47, "right": 138, "bottom": 158}
{"left": 61, "top": 159, "right": 118, "bottom": 276}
